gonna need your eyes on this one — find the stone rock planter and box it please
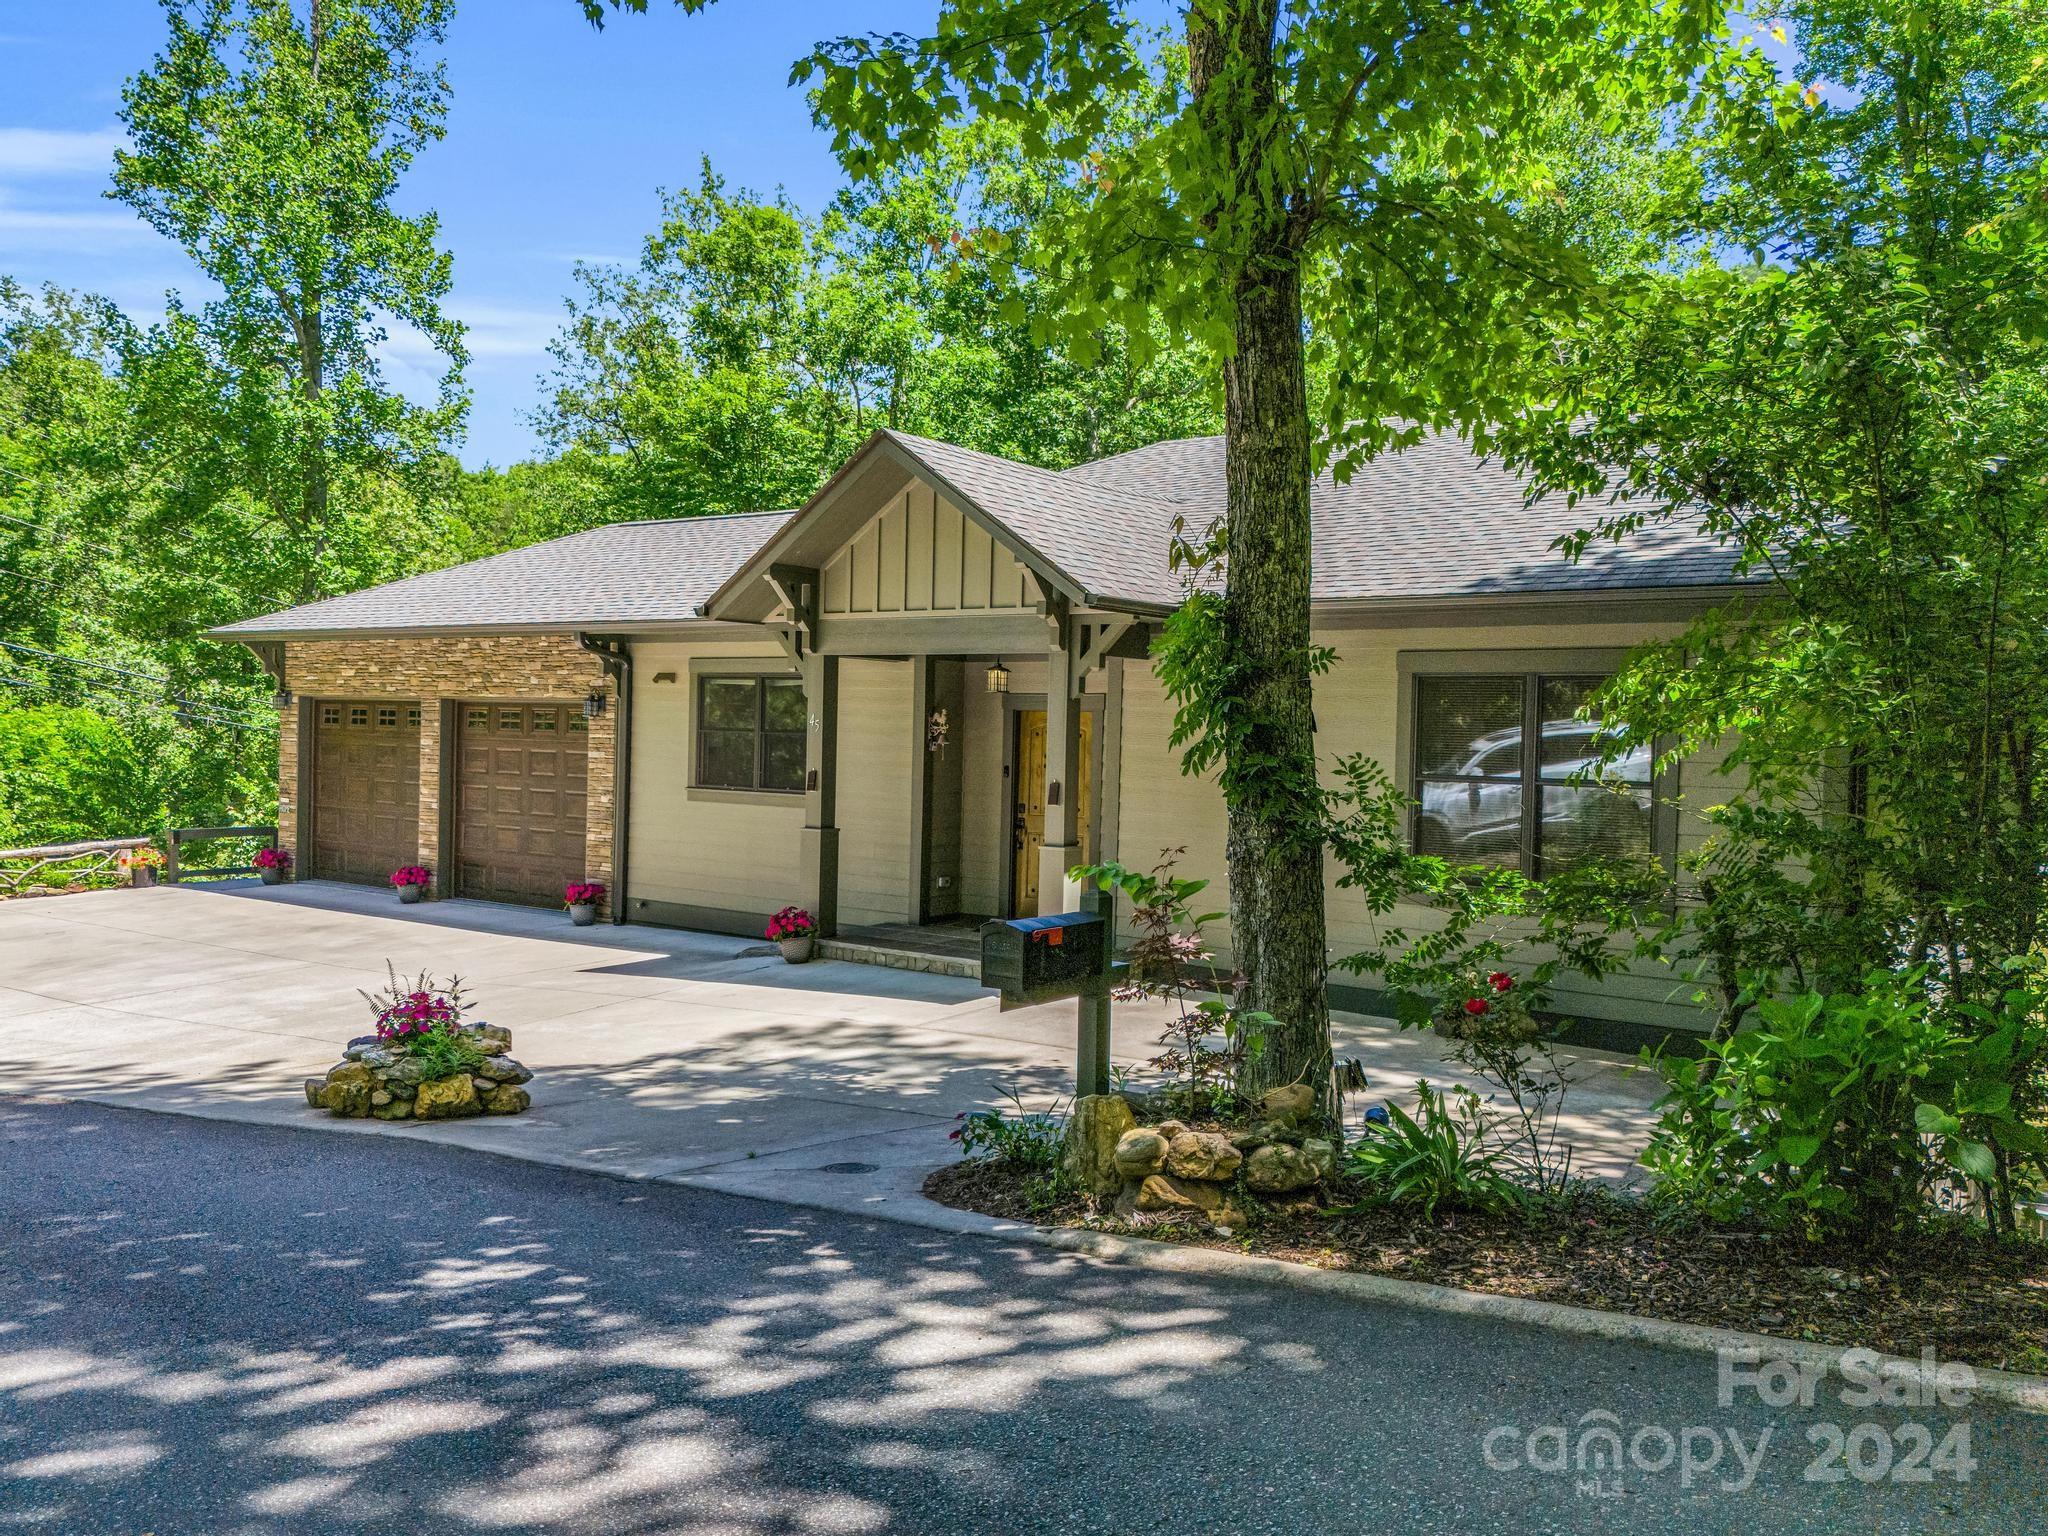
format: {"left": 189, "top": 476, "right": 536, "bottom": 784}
{"left": 1066, "top": 1083, "right": 1335, "bottom": 1235}
{"left": 305, "top": 1024, "right": 533, "bottom": 1121}
{"left": 780, "top": 935, "right": 815, "bottom": 964}
{"left": 260, "top": 867, "right": 284, "bottom": 886}
{"left": 398, "top": 884, "right": 425, "bottom": 904}
{"left": 568, "top": 901, "right": 597, "bottom": 927}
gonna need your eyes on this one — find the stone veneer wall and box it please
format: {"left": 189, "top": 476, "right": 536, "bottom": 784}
{"left": 275, "top": 635, "right": 618, "bottom": 912}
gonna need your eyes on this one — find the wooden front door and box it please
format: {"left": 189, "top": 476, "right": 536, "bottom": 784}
{"left": 455, "top": 702, "right": 589, "bottom": 907}
{"left": 310, "top": 700, "right": 421, "bottom": 885}
{"left": 1011, "top": 707, "right": 1094, "bottom": 918}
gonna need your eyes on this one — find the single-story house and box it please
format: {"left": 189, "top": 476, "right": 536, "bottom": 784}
{"left": 209, "top": 427, "right": 1746, "bottom": 1044}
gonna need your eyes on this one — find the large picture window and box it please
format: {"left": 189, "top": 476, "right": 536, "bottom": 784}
{"left": 696, "top": 675, "right": 806, "bottom": 792}
{"left": 1410, "top": 671, "right": 1660, "bottom": 877}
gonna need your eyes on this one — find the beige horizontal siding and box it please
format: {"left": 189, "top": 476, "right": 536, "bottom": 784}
{"left": 628, "top": 639, "right": 802, "bottom": 919}
{"left": 1113, "top": 617, "right": 1728, "bottom": 1032}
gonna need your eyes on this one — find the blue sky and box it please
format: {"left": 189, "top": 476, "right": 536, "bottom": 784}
{"left": 0, "top": 0, "right": 932, "bottom": 468}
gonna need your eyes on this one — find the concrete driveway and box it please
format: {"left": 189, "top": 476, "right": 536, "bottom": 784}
{"left": 0, "top": 881, "right": 1663, "bottom": 1217}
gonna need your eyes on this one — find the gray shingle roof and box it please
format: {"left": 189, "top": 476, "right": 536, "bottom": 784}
{"left": 210, "top": 430, "right": 1743, "bottom": 640}
{"left": 1059, "top": 431, "right": 1742, "bottom": 603}
{"left": 208, "top": 511, "right": 792, "bottom": 638}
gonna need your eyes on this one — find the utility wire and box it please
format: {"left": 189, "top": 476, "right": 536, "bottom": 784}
{"left": 0, "top": 672, "right": 274, "bottom": 732}
{"left": 0, "top": 647, "right": 274, "bottom": 727}
{"left": 0, "top": 509, "right": 298, "bottom": 613}
{"left": 0, "top": 638, "right": 268, "bottom": 714}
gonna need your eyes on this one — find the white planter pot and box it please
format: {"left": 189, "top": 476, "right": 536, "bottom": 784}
{"left": 779, "top": 935, "right": 815, "bottom": 964}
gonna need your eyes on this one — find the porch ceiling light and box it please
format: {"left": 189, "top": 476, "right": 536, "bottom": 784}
{"left": 985, "top": 659, "right": 1011, "bottom": 694}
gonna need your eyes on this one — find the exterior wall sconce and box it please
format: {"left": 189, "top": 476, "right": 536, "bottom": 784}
{"left": 985, "top": 659, "right": 1011, "bottom": 694}
{"left": 583, "top": 690, "right": 607, "bottom": 720}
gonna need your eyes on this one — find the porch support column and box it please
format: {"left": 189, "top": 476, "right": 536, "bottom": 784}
{"left": 1039, "top": 615, "right": 1085, "bottom": 914}
{"left": 799, "top": 649, "right": 840, "bottom": 937}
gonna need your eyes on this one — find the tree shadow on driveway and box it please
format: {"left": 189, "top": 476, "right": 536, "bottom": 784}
{"left": 3, "top": 1099, "right": 2042, "bottom": 1535}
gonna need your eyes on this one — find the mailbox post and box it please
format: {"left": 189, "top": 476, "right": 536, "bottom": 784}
{"left": 980, "top": 887, "right": 1117, "bottom": 1096}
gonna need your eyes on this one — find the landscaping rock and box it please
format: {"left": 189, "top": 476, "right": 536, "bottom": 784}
{"left": 1064, "top": 1094, "right": 1139, "bottom": 1197}
{"left": 323, "top": 1079, "right": 371, "bottom": 1118}
{"left": 1134, "top": 1173, "right": 1225, "bottom": 1215}
{"left": 481, "top": 1084, "right": 531, "bottom": 1116}
{"left": 1112, "top": 1128, "right": 1171, "bottom": 1180}
{"left": 1246, "top": 1142, "right": 1321, "bottom": 1194}
{"left": 1254, "top": 1083, "right": 1315, "bottom": 1129}
{"left": 1302, "top": 1137, "right": 1338, "bottom": 1182}
{"left": 1164, "top": 1129, "right": 1242, "bottom": 1182}
{"left": 310, "top": 1029, "right": 531, "bottom": 1125}
{"left": 413, "top": 1074, "right": 481, "bottom": 1120}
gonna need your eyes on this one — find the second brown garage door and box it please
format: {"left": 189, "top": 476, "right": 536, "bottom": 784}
{"left": 454, "top": 702, "right": 589, "bottom": 906}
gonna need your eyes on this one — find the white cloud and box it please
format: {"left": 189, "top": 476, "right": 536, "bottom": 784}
{"left": 0, "top": 126, "right": 125, "bottom": 178}
{"left": 380, "top": 300, "right": 562, "bottom": 365}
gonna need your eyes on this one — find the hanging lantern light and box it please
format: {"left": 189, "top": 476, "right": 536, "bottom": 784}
{"left": 984, "top": 658, "right": 1011, "bottom": 694}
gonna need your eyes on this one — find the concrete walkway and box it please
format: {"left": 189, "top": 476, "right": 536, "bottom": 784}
{"left": 0, "top": 881, "right": 1664, "bottom": 1218}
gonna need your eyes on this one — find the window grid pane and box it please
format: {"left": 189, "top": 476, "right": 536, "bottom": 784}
{"left": 697, "top": 676, "right": 804, "bottom": 792}
{"left": 1414, "top": 669, "right": 1663, "bottom": 877}
{"left": 1413, "top": 675, "right": 1525, "bottom": 867}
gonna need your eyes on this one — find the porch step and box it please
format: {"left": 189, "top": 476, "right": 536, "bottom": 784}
{"left": 816, "top": 936, "right": 983, "bottom": 980}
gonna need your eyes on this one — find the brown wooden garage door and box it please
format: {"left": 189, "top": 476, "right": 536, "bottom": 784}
{"left": 455, "top": 702, "right": 589, "bottom": 906}
{"left": 310, "top": 700, "right": 422, "bottom": 885}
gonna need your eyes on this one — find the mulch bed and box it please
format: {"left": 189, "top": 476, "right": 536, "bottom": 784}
{"left": 925, "top": 1160, "right": 2048, "bottom": 1375}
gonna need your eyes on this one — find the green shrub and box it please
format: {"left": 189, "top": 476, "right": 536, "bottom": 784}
{"left": 1346, "top": 1081, "right": 1521, "bottom": 1220}
{"left": 0, "top": 704, "right": 159, "bottom": 846}
{"left": 1641, "top": 970, "right": 2047, "bottom": 1239}
{"left": 952, "top": 1089, "right": 1068, "bottom": 1172}
{"left": 405, "top": 1027, "right": 486, "bottom": 1085}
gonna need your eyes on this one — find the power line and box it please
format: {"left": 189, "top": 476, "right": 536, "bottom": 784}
{"left": 0, "top": 644, "right": 274, "bottom": 727}
{"left": 0, "top": 672, "right": 275, "bottom": 732}
{"left": 0, "top": 509, "right": 299, "bottom": 613}
{"left": 0, "top": 638, "right": 264, "bottom": 709}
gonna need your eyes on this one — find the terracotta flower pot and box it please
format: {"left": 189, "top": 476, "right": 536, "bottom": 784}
{"left": 398, "top": 884, "right": 425, "bottom": 904}
{"left": 779, "top": 934, "right": 815, "bottom": 964}
{"left": 568, "top": 902, "right": 597, "bottom": 927}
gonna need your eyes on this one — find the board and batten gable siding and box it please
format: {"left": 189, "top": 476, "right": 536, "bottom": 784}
{"left": 821, "top": 482, "right": 1036, "bottom": 615}
{"left": 627, "top": 638, "right": 803, "bottom": 929}
{"left": 835, "top": 658, "right": 918, "bottom": 926}
{"left": 1114, "top": 617, "right": 1736, "bottom": 1035}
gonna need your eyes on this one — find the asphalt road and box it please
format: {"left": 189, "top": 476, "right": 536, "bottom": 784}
{"left": 2, "top": 1097, "right": 2043, "bottom": 1535}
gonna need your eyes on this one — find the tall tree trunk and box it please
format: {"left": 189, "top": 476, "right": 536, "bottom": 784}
{"left": 1220, "top": 246, "right": 1332, "bottom": 1108}
{"left": 1189, "top": 0, "right": 1333, "bottom": 1112}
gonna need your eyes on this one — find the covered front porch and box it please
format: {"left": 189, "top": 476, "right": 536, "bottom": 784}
{"left": 699, "top": 432, "right": 1159, "bottom": 944}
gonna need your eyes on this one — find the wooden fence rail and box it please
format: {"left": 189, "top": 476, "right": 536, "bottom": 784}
{"left": 0, "top": 837, "right": 152, "bottom": 893}
{"left": 166, "top": 824, "right": 278, "bottom": 884}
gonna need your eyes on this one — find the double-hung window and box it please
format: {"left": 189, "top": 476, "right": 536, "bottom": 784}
{"left": 1410, "top": 669, "right": 1661, "bottom": 877}
{"left": 696, "top": 675, "right": 806, "bottom": 793}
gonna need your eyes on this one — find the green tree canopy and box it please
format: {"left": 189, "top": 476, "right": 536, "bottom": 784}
{"left": 114, "top": 0, "right": 468, "bottom": 602}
